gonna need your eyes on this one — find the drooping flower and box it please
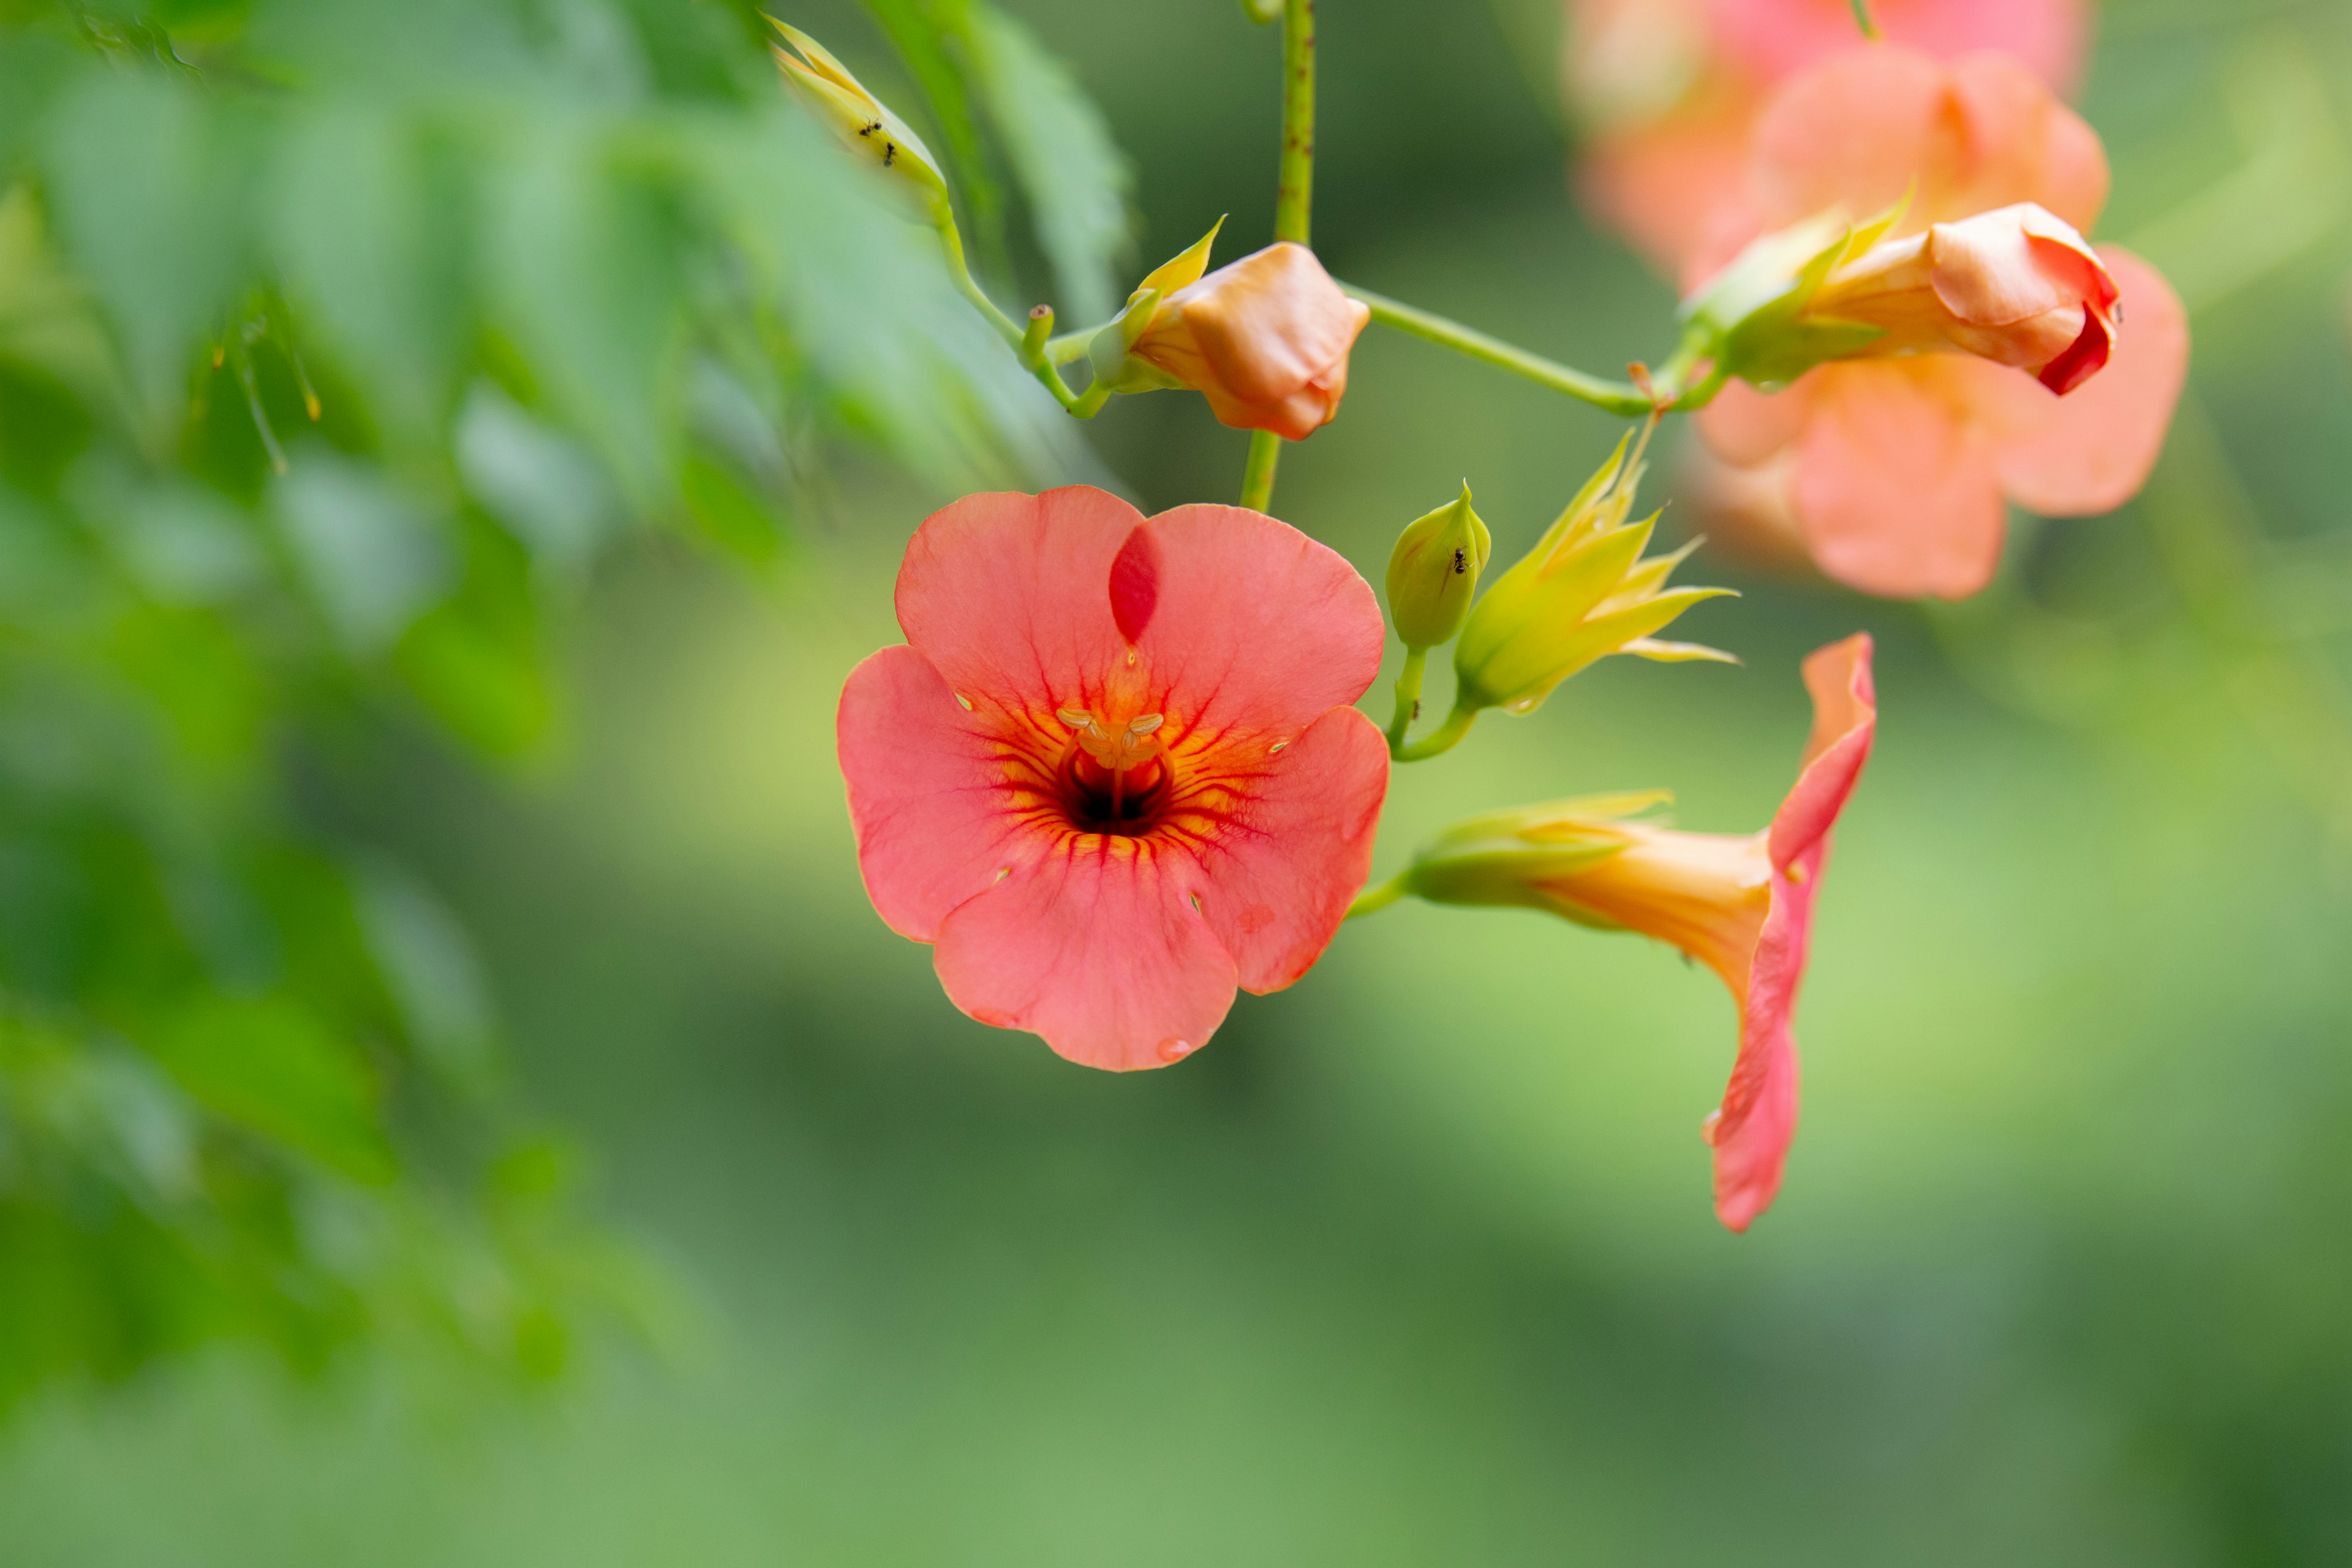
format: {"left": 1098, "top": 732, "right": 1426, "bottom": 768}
{"left": 1398, "top": 635, "right": 1877, "bottom": 1230}
{"left": 1564, "top": 0, "right": 2090, "bottom": 270}
{"left": 769, "top": 20, "right": 949, "bottom": 205}
{"left": 1688, "top": 47, "right": 2188, "bottom": 599}
{"left": 837, "top": 486, "right": 1390, "bottom": 1070}
{"left": 1095, "top": 236, "right": 1372, "bottom": 442}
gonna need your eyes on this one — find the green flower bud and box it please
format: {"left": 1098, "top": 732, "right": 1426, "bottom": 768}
{"left": 770, "top": 20, "right": 949, "bottom": 206}
{"left": 1384, "top": 483, "right": 1491, "bottom": 650}
{"left": 1452, "top": 435, "right": 1736, "bottom": 715}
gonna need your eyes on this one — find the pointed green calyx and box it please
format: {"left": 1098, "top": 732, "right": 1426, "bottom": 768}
{"left": 1677, "top": 197, "right": 1907, "bottom": 389}
{"left": 1400, "top": 792, "right": 1670, "bottom": 915}
{"left": 1452, "top": 436, "right": 1736, "bottom": 715}
{"left": 1385, "top": 482, "right": 1492, "bottom": 650}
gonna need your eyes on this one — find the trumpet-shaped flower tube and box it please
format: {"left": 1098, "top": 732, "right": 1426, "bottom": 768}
{"left": 1690, "top": 48, "right": 2188, "bottom": 599}
{"left": 837, "top": 487, "right": 1390, "bottom": 1071}
{"left": 1399, "top": 635, "right": 1877, "bottom": 1230}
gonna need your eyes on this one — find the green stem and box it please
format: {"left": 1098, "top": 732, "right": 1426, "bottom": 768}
{"left": 1393, "top": 701, "right": 1478, "bottom": 763}
{"left": 1240, "top": 0, "right": 1316, "bottom": 511}
{"left": 1344, "top": 285, "right": 1667, "bottom": 417}
{"left": 1344, "top": 873, "right": 1409, "bottom": 921}
{"left": 937, "top": 209, "right": 1023, "bottom": 346}
{"left": 1240, "top": 429, "right": 1281, "bottom": 511}
{"left": 1847, "top": 0, "right": 1881, "bottom": 39}
{"left": 1275, "top": 0, "right": 1315, "bottom": 247}
{"left": 1384, "top": 647, "right": 1427, "bottom": 754}
{"left": 941, "top": 211, "right": 1106, "bottom": 415}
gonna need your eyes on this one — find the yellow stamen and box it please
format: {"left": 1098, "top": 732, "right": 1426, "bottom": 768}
{"left": 1058, "top": 708, "right": 1166, "bottom": 819}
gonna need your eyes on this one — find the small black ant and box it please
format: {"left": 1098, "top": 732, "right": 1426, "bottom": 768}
{"left": 1451, "top": 546, "right": 1467, "bottom": 574}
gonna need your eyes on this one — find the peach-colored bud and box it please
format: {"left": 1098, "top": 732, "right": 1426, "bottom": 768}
{"left": 1127, "top": 242, "right": 1372, "bottom": 442}
{"left": 1804, "top": 203, "right": 2120, "bottom": 394}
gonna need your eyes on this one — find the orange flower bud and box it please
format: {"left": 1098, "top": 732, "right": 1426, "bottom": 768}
{"left": 1126, "top": 242, "right": 1371, "bottom": 442}
{"left": 1802, "top": 203, "right": 2119, "bottom": 394}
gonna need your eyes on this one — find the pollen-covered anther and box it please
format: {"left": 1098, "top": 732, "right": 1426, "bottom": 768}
{"left": 1058, "top": 709, "right": 1170, "bottom": 821}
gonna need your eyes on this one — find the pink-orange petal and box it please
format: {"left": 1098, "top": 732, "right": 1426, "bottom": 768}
{"left": 1180, "top": 706, "right": 1389, "bottom": 995}
{"left": 1978, "top": 247, "right": 2188, "bottom": 516}
{"left": 1703, "top": 0, "right": 2089, "bottom": 94}
{"left": 837, "top": 644, "right": 1052, "bottom": 942}
{"left": 1792, "top": 362, "right": 2009, "bottom": 599}
{"left": 1747, "top": 45, "right": 1953, "bottom": 228}
{"left": 894, "top": 486, "right": 1140, "bottom": 715}
{"left": 1713, "top": 633, "right": 1877, "bottom": 1231}
{"left": 1697, "top": 377, "right": 1811, "bottom": 467}
{"left": 1128, "top": 503, "right": 1387, "bottom": 742}
{"left": 931, "top": 837, "right": 1239, "bottom": 1072}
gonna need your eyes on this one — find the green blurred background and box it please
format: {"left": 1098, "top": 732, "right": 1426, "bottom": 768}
{"left": 3, "top": 0, "right": 2351, "bottom": 1561}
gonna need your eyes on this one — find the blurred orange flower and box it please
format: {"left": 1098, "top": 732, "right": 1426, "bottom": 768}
{"left": 1126, "top": 242, "right": 1372, "bottom": 442}
{"left": 1564, "top": 0, "right": 2090, "bottom": 270}
{"left": 1688, "top": 48, "right": 2188, "bottom": 600}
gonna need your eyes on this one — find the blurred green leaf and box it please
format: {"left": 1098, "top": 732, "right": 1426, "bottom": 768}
{"left": 140, "top": 993, "right": 394, "bottom": 1185}
{"left": 967, "top": 4, "right": 1131, "bottom": 325}
{"left": 39, "top": 69, "right": 250, "bottom": 429}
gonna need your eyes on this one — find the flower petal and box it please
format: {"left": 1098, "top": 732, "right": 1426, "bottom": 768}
{"left": 1791, "top": 362, "right": 2008, "bottom": 599}
{"left": 1977, "top": 247, "right": 2189, "bottom": 516}
{"left": 1702, "top": 0, "right": 2089, "bottom": 95}
{"left": 1177, "top": 706, "right": 1389, "bottom": 994}
{"left": 1696, "top": 377, "right": 1809, "bottom": 467}
{"left": 837, "top": 645, "right": 1056, "bottom": 943}
{"left": 932, "top": 837, "right": 1239, "bottom": 1072}
{"left": 1745, "top": 46, "right": 2108, "bottom": 235}
{"left": 1713, "top": 633, "right": 1878, "bottom": 1232}
{"left": 1128, "top": 502, "right": 1387, "bottom": 743}
{"left": 894, "top": 486, "right": 1141, "bottom": 715}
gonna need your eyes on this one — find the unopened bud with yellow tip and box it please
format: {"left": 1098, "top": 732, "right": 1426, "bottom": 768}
{"left": 769, "top": 18, "right": 948, "bottom": 207}
{"left": 1385, "top": 483, "right": 1491, "bottom": 650}
{"left": 1452, "top": 434, "right": 1735, "bottom": 715}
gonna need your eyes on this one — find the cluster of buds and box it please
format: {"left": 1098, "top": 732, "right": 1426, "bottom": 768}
{"left": 1682, "top": 198, "right": 2123, "bottom": 395}
{"left": 771, "top": 21, "right": 1369, "bottom": 442}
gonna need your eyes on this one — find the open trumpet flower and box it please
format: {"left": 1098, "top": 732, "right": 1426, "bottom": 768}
{"left": 1396, "top": 635, "right": 1877, "bottom": 1230}
{"left": 837, "top": 487, "right": 1390, "bottom": 1071}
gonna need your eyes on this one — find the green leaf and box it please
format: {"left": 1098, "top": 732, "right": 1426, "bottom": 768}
{"left": 140, "top": 993, "right": 396, "bottom": 1185}
{"left": 39, "top": 67, "right": 251, "bottom": 428}
{"left": 271, "top": 453, "right": 453, "bottom": 656}
{"left": 858, "top": 0, "right": 1008, "bottom": 271}
{"left": 967, "top": 4, "right": 1132, "bottom": 326}
{"left": 271, "top": 104, "right": 471, "bottom": 448}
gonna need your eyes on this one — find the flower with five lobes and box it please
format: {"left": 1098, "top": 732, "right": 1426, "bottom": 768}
{"left": 1393, "top": 635, "right": 1877, "bottom": 1231}
{"left": 1686, "top": 47, "right": 2188, "bottom": 600}
{"left": 836, "top": 486, "right": 1390, "bottom": 1071}
{"left": 769, "top": 19, "right": 948, "bottom": 205}
{"left": 1093, "top": 222, "right": 1372, "bottom": 442}
{"left": 1449, "top": 434, "right": 1733, "bottom": 719}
